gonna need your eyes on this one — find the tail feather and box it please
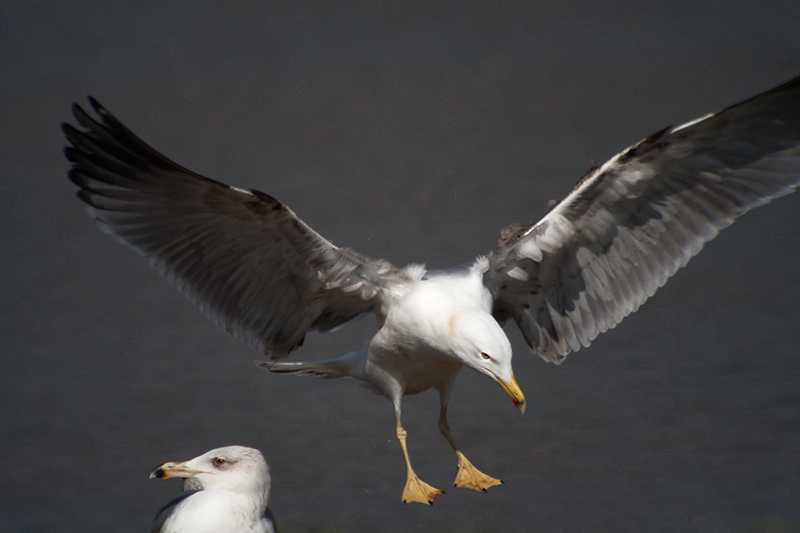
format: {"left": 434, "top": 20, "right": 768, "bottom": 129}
{"left": 257, "top": 351, "right": 362, "bottom": 380}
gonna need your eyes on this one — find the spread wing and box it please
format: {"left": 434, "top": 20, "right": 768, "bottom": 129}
{"left": 64, "top": 98, "right": 406, "bottom": 359}
{"left": 486, "top": 75, "right": 800, "bottom": 363}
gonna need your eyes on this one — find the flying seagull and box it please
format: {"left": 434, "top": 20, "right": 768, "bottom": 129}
{"left": 65, "top": 76, "right": 800, "bottom": 504}
{"left": 149, "top": 446, "right": 276, "bottom": 533}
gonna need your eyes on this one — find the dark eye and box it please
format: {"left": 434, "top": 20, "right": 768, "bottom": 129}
{"left": 213, "top": 457, "right": 227, "bottom": 467}
{"left": 480, "top": 352, "right": 491, "bottom": 360}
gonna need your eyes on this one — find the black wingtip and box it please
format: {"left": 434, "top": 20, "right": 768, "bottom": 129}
{"left": 68, "top": 97, "right": 105, "bottom": 128}
{"left": 62, "top": 122, "right": 80, "bottom": 140}
{"left": 87, "top": 96, "right": 102, "bottom": 112}
{"left": 70, "top": 101, "right": 86, "bottom": 120}
{"left": 66, "top": 167, "right": 86, "bottom": 186}
{"left": 63, "top": 145, "right": 84, "bottom": 164}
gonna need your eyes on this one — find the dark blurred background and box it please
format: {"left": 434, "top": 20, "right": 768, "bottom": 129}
{"left": 2, "top": 1, "right": 799, "bottom": 531}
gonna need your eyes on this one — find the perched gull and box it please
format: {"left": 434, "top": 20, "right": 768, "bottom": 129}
{"left": 65, "top": 76, "right": 800, "bottom": 504}
{"left": 149, "top": 446, "right": 276, "bottom": 533}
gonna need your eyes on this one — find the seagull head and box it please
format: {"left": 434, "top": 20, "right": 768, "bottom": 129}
{"left": 449, "top": 311, "right": 526, "bottom": 413}
{"left": 149, "top": 445, "right": 271, "bottom": 500}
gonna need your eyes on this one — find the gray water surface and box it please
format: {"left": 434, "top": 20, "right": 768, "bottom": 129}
{"left": 2, "top": 2, "right": 800, "bottom": 531}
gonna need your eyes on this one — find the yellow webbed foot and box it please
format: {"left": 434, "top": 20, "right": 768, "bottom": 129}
{"left": 453, "top": 451, "right": 503, "bottom": 492}
{"left": 402, "top": 472, "right": 445, "bottom": 505}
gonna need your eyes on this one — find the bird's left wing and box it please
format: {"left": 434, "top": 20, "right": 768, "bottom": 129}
{"left": 64, "top": 99, "right": 406, "bottom": 359}
{"left": 151, "top": 492, "right": 195, "bottom": 533}
{"left": 486, "top": 75, "right": 800, "bottom": 364}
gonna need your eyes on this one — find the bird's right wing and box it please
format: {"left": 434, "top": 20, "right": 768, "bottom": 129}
{"left": 64, "top": 99, "right": 408, "bottom": 359}
{"left": 486, "top": 75, "right": 800, "bottom": 363}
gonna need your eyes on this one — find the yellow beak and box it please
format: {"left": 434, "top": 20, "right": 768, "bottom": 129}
{"left": 149, "top": 461, "right": 199, "bottom": 480}
{"left": 496, "top": 374, "right": 526, "bottom": 413}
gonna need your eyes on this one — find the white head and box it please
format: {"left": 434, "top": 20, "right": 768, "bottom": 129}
{"left": 150, "top": 445, "right": 271, "bottom": 502}
{"left": 448, "top": 311, "right": 526, "bottom": 412}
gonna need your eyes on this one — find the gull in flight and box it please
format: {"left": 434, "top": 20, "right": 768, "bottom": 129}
{"left": 65, "top": 76, "right": 800, "bottom": 504}
{"left": 150, "top": 446, "right": 276, "bottom": 533}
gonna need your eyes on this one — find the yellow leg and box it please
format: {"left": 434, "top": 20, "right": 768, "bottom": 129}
{"left": 439, "top": 409, "right": 503, "bottom": 491}
{"left": 396, "top": 418, "right": 444, "bottom": 505}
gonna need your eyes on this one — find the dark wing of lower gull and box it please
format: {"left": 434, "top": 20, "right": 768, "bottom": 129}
{"left": 64, "top": 98, "right": 405, "bottom": 359}
{"left": 486, "top": 75, "right": 800, "bottom": 363}
{"left": 151, "top": 492, "right": 195, "bottom": 533}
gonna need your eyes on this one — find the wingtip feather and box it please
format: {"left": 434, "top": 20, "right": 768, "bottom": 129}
{"left": 88, "top": 96, "right": 104, "bottom": 115}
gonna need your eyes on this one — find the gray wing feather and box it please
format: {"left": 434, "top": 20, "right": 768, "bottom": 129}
{"left": 64, "top": 98, "right": 404, "bottom": 358}
{"left": 487, "top": 76, "right": 800, "bottom": 363}
{"left": 151, "top": 492, "right": 196, "bottom": 533}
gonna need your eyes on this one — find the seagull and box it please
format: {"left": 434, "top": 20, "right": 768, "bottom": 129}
{"left": 149, "top": 446, "right": 276, "bottom": 533}
{"left": 64, "top": 75, "right": 800, "bottom": 504}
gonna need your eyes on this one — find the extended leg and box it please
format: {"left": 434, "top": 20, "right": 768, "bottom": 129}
{"left": 438, "top": 386, "right": 503, "bottom": 491}
{"left": 396, "top": 417, "right": 444, "bottom": 504}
